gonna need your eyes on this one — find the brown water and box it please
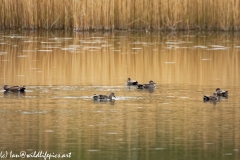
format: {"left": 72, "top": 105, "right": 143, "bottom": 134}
{"left": 0, "top": 30, "right": 239, "bottom": 160}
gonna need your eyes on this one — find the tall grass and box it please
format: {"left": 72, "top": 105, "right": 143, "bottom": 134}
{"left": 0, "top": 0, "right": 240, "bottom": 31}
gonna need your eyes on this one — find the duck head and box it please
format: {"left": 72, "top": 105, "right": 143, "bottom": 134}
{"left": 110, "top": 92, "right": 116, "bottom": 98}
{"left": 149, "top": 80, "right": 156, "bottom": 84}
{"left": 4, "top": 85, "right": 8, "bottom": 90}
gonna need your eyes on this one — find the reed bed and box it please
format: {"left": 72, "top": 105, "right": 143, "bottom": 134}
{"left": 0, "top": 0, "right": 240, "bottom": 31}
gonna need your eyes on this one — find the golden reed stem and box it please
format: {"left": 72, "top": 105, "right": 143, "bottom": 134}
{"left": 0, "top": 0, "right": 240, "bottom": 31}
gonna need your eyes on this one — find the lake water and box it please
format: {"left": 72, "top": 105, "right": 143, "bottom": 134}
{"left": 0, "top": 30, "right": 239, "bottom": 160}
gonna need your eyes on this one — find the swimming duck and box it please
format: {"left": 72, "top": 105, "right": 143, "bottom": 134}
{"left": 93, "top": 92, "right": 116, "bottom": 101}
{"left": 4, "top": 85, "right": 26, "bottom": 92}
{"left": 137, "top": 80, "right": 156, "bottom": 89}
{"left": 203, "top": 94, "right": 219, "bottom": 102}
{"left": 214, "top": 88, "right": 228, "bottom": 97}
{"left": 127, "top": 78, "right": 138, "bottom": 86}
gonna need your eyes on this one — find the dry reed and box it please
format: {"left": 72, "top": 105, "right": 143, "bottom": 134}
{"left": 0, "top": 0, "right": 240, "bottom": 31}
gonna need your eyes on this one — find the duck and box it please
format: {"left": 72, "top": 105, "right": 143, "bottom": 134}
{"left": 214, "top": 88, "right": 228, "bottom": 97}
{"left": 203, "top": 93, "right": 219, "bottom": 102}
{"left": 4, "top": 85, "right": 26, "bottom": 92}
{"left": 137, "top": 80, "right": 156, "bottom": 89}
{"left": 127, "top": 78, "right": 138, "bottom": 86}
{"left": 93, "top": 92, "right": 116, "bottom": 101}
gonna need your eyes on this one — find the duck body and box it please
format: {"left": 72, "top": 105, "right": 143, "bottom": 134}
{"left": 214, "top": 88, "right": 228, "bottom": 97}
{"left": 127, "top": 78, "right": 138, "bottom": 86}
{"left": 93, "top": 92, "right": 116, "bottom": 101}
{"left": 4, "top": 85, "right": 26, "bottom": 92}
{"left": 203, "top": 94, "right": 219, "bottom": 102}
{"left": 137, "top": 80, "right": 156, "bottom": 89}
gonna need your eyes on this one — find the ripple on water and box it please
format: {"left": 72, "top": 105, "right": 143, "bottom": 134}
{"left": 88, "top": 150, "right": 99, "bottom": 152}
{"left": 37, "top": 50, "right": 53, "bottom": 52}
{"left": 106, "top": 132, "right": 118, "bottom": 135}
{"left": 53, "top": 96, "right": 86, "bottom": 99}
{"left": 149, "top": 148, "right": 164, "bottom": 150}
{"left": 20, "top": 110, "right": 48, "bottom": 115}
{"left": 179, "top": 96, "right": 189, "bottom": 99}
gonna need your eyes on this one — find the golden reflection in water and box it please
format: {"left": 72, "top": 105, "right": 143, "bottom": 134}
{"left": 0, "top": 31, "right": 240, "bottom": 160}
{"left": 0, "top": 31, "right": 239, "bottom": 86}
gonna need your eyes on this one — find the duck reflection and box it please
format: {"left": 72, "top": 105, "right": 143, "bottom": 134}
{"left": 93, "top": 99, "right": 115, "bottom": 105}
{"left": 4, "top": 91, "right": 26, "bottom": 98}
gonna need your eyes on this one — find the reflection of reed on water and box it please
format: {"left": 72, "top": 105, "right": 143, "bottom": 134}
{"left": 0, "top": 32, "right": 239, "bottom": 87}
{"left": 0, "top": 31, "right": 239, "bottom": 160}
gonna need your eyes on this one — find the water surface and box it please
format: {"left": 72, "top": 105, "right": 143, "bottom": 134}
{"left": 0, "top": 31, "right": 239, "bottom": 160}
